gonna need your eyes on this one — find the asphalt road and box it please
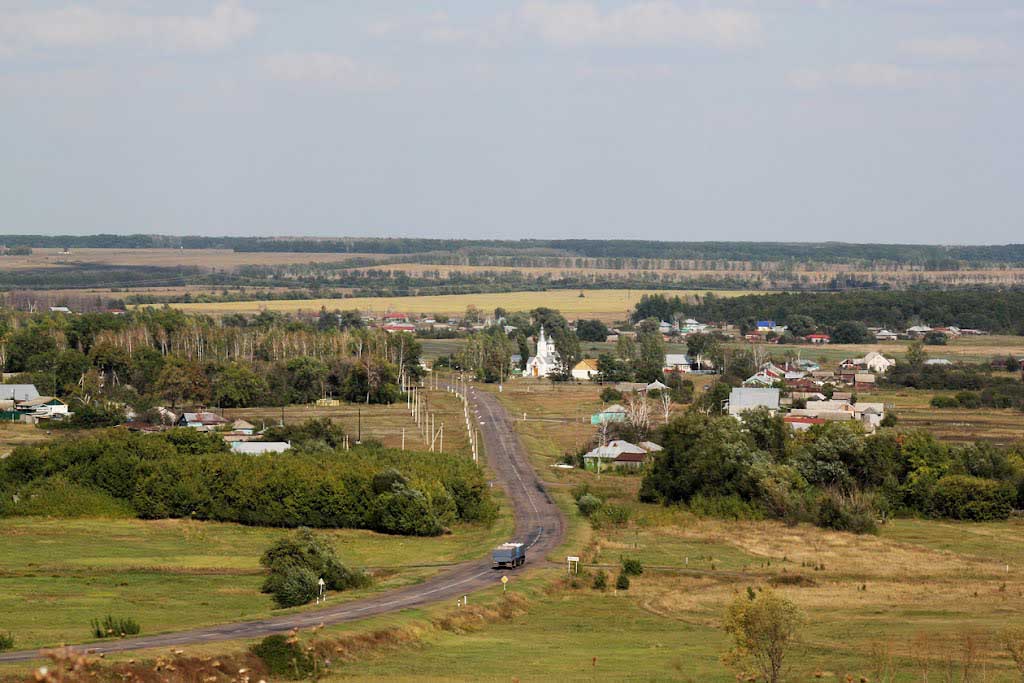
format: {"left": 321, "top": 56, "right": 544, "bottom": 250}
{"left": 0, "top": 385, "right": 565, "bottom": 663}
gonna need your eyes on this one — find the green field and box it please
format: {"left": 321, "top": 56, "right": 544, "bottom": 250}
{"left": 0, "top": 515, "right": 511, "bottom": 650}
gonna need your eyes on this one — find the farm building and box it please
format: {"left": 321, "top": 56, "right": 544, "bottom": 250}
{"left": 571, "top": 358, "right": 599, "bottom": 381}
{"left": 726, "top": 388, "right": 780, "bottom": 418}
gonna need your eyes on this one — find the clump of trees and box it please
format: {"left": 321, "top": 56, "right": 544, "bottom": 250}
{"left": 0, "top": 425, "right": 497, "bottom": 535}
{"left": 639, "top": 410, "right": 1024, "bottom": 530}
{"left": 260, "top": 528, "right": 370, "bottom": 608}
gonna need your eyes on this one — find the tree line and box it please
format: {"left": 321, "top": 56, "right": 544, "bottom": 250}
{"left": 0, "top": 426, "right": 497, "bottom": 536}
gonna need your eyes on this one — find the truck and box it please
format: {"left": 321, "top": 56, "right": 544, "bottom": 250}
{"left": 492, "top": 542, "right": 526, "bottom": 569}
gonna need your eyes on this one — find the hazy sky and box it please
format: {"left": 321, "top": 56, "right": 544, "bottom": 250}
{"left": 1, "top": 1, "right": 1021, "bottom": 243}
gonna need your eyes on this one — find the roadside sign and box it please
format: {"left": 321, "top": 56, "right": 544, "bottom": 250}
{"left": 501, "top": 575, "right": 509, "bottom": 591}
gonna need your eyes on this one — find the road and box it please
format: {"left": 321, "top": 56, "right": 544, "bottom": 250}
{"left": 0, "top": 385, "right": 565, "bottom": 663}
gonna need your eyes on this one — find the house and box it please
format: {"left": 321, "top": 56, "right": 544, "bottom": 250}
{"left": 756, "top": 320, "right": 777, "bottom": 332}
{"left": 657, "top": 321, "right": 675, "bottom": 335}
{"left": 726, "top": 388, "right": 780, "bottom": 418}
{"left": 792, "top": 399, "right": 886, "bottom": 432}
{"left": 743, "top": 372, "right": 779, "bottom": 387}
{"left": 925, "top": 358, "right": 953, "bottom": 366}
{"left": 646, "top": 380, "right": 669, "bottom": 392}
{"left": 591, "top": 404, "right": 627, "bottom": 425}
{"left": 583, "top": 440, "right": 648, "bottom": 469}
{"left": 572, "top": 358, "right": 599, "bottom": 381}
{"left": 854, "top": 373, "right": 876, "bottom": 390}
{"left": 805, "top": 334, "right": 831, "bottom": 344}
{"left": 0, "top": 384, "right": 40, "bottom": 401}
{"left": 663, "top": 353, "right": 693, "bottom": 373}
{"left": 177, "top": 412, "right": 229, "bottom": 431}
{"left": 875, "top": 329, "right": 899, "bottom": 342}
{"left": 842, "top": 352, "right": 895, "bottom": 374}
{"left": 637, "top": 441, "right": 663, "bottom": 454}
{"left": 679, "top": 319, "right": 707, "bottom": 334}
{"left": 906, "top": 325, "right": 933, "bottom": 338}
{"left": 230, "top": 441, "right": 292, "bottom": 455}
{"left": 231, "top": 419, "right": 256, "bottom": 435}
{"left": 525, "top": 326, "right": 560, "bottom": 378}
{"left": 48, "top": 306, "right": 72, "bottom": 314}
{"left": 784, "top": 415, "right": 826, "bottom": 432}
{"left": 16, "top": 396, "right": 68, "bottom": 419}
{"left": 383, "top": 323, "right": 416, "bottom": 333}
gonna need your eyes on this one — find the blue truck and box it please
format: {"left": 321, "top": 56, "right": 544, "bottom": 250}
{"left": 492, "top": 542, "right": 526, "bottom": 569}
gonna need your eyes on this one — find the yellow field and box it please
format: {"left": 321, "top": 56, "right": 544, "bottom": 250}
{"left": 164, "top": 288, "right": 758, "bottom": 321}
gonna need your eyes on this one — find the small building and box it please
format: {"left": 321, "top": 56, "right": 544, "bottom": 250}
{"left": 875, "top": 330, "right": 899, "bottom": 342}
{"left": 663, "top": 353, "right": 693, "bottom": 373}
{"left": 805, "top": 334, "right": 831, "bottom": 344}
{"left": 231, "top": 419, "right": 256, "bottom": 435}
{"left": 854, "top": 373, "right": 876, "bottom": 390}
{"left": 591, "top": 404, "right": 627, "bottom": 425}
{"left": 571, "top": 358, "right": 599, "bottom": 381}
{"left": 231, "top": 441, "right": 292, "bottom": 455}
{"left": 177, "top": 412, "right": 229, "bottom": 431}
{"left": 925, "top": 358, "right": 953, "bottom": 366}
{"left": 16, "top": 396, "right": 68, "bottom": 419}
{"left": 49, "top": 306, "right": 72, "bottom": 314}
{"left": 906, "top": 325, "right": 933, "bottom": 338}
{"left": 726, "top": 388, "right": 780, "bottom": 418}
{"left": 0, "top": 384, "right": 40, "bottom": 402}
{"left": 646, "top": 380, "right": 669, "bottom": 392}
{"left": 756, "top": 320, "right": 777, "bottom": 332}
{"left": 583, "top": 440, "right": 649, "bottom": 469}
{"left": 784, "top": 415, "right": 825, "bottom": 432}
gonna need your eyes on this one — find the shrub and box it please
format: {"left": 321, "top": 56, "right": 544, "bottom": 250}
{"left": 0, "top": 632, "right": 13, "bottom": 652}
{"left": 261, "top": 528, "right": 370, "bottom": 608}
{"left": 615, "top": 573, "right": 631, "bottom": 590}
{"left": 250, "top": 634, "right": 313, "bottom": 679}
{"left": 956, "top": 391, "right": 982, "bottom": 408}
{"left": 263, "top": 565, "right": 318, "bottom": 608}
{"left": 621, "top": 557, "right": 644, "bottom": 576}
{"left": 930, "top": 395, "right": 960, "bottom": 408}
{"left": 90, "top": 615, "right": 140, "bottom": 639}
{"left": 815, "top": 489, "right": 877, "bottom": 534}
{"left": 371, "top": 486, "right": 444, "bottom": 536}
{"left": 592, "top": 570, "right": 608, "bottom": 590}
{"left": 590, "top": 503, "right": 631, "bottom": 528}
{"left": 932, "top": 475, "right": 1014, "bottom": 521}
{"left": 600, "top": 387, "right": 623, "bottom": 403}
{"left": 576, "top": 493, "right": 603, "bottom": 517}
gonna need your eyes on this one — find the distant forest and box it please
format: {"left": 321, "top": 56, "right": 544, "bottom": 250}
{"left": 665, "top": 289, "right": 1024, "bottom": 335}
{"left": 5, "top": 234, "right": 1024, "bottom": 267}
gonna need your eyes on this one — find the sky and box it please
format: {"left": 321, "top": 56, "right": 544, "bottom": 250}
{"left": 0, "top": 1, "right": 1021, "bottom": 244}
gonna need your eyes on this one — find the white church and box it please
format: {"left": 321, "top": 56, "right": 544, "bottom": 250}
{"left": 525, "top": 326, "right": 560, "bottom": 378}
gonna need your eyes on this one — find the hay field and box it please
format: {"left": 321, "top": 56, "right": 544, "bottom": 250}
{"left": 0, "top": 248, "right": 388, "bottom": 271}
{"left": 166, "top": 288, "right": 759, "bottom": 321}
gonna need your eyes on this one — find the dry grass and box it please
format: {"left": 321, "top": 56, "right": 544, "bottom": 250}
{"left": 0, "top": 423, "right": 50, "bottom": 457}
{"left": 166, "top": 289, "right": 759, "bottom": 321}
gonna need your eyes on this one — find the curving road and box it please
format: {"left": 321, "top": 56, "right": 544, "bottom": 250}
{"left": 0, "top": 384, "right": 565, "bottom": 663}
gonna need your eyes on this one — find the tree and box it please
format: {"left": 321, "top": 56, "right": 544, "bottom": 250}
{"left": 830, "top": 321, "right": 872, "bottom": 344}
{"left": 905, "top": 341, "right": 928, "bottom": 369}
{"left": 285, "top": 356, "right": 329, "bottom": 404}
{"left": 211, "top": 363, "right": 270, "bottom": 408}
{"left": 624, "top": 393, "right": 652, "bottom": 441}
{"left": 923, "top": 331, "right": 948, "bottom": 346}
{"left": 156, "top": 359, "right": 210, "bottom": 407}
{"left": 635, "top": 323, "right": 667, "bottom": 383}
{"left": 785, "top": 315, "right": 817, "bottom": 338}
{"left": 723, "top": 590, "right": 804, "bottom": 683}
{"left": 550, "top": 328, "right": 581, "bottom": 381}
{"left": 576, "top": 319, "right": 609, "bottom": 342}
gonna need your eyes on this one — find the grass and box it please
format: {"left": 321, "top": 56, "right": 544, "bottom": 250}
{"left": 167, "top": 289, "right": 759, "bottom": 322}
{"left": 0, "top": 423, "right": 50, "bottom": 458}
{"left": 0, "top": 515, "right": 511, "bottom": 651}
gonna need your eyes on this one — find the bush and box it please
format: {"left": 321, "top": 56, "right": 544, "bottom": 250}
{"left": 600, "top": 387, "right": 623, "bottom": 403}
{"left": 250, "top": 634, "right": 313, "bottom": 679}
{"left": 371, "top": 486, "right": 444, "bottom": 536}
{"left": 261, "top": 528, "right": 370, "bottom": 608}
{"left": 814, "top": 490, "right": 877, "bottom": 534}
{"left": 621, "top": 557, "right": 643, "bottom": 576}
{"left": 576, "top": 493, "right": 603, "bottom": 517}
{"left": 956, "top": 391, "right": 982, "bottom": 408}
{"left": 932, "top": 475, "right": 1014, "bottom": 521}
{"left": 90, "top": 615, "right": 140, "bottom": 639}
{"left": 930, "top": 395, "right": 960, "bottom": 408}
{"left": 615, "top": 573, "right": 631, "bottom": 590}
{"left": 0, "top": 632, "right": 13, "bottom": 652}
{"left": 263, "top": 565, "right": 318, "bottom": 608}
{"left": 592, "top": 570, "right": 608, "bottom": 590}
{"left": 590, "top": 503, "right": 631, "bottom": 528}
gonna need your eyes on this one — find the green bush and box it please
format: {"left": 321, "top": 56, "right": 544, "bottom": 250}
{"left": 930, "top": 395, "right": 960, "bottom": 408}
{"left": 261, "top": 528, "right": 370, "bottom": 608}
{"left": 621, "top": 557, "right": 644, "bottom": 576}
{"left": 371, "top": 486, "right": 444, "bottom": 536}
{"left": 250, "top": 634, "right": 313, "bottom": 679}
{"left": 600, "top": 387, "right": 624, "bottom": 403}
{"left": 932, "top": 475, "right": 1014, "bottom": 521}
{"left": 0, "top": 632, "right": 14, "bottom": 651}
{"left": 0, "top": 476, "right": 133, "bottom": 518}
{"left": 814, "top": 490, "right": 877, "bottom": 534}
{"left": 592, "top": 571, "right": 608, "bottom": 590}
{"left": 589, "top": 503, "right": 631, "bottom": 528}
{"left": 263, "top": 565, "right": 318, "bottom": 608}
{"left": 615, "top": 573, "right": 631, "bottom": 590}
{"left": 90, "top": 615, "right": 140, "bottom": 639}
{"left": 955, "top": 391, "right": 982, "bottom": 409}
{"left": 576, "top": 493, "right": 603, "bottom": 517}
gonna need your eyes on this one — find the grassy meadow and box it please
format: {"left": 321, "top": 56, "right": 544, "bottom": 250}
{"left": 0, "top": 514, "right": 511, "bottom": 652}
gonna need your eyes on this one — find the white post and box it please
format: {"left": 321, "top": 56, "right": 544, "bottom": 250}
{"left": 439, "top": 423, "right": 444, "bottom": 452}
{"left": 401, "top": 428, "right": 405, "bottom": 451}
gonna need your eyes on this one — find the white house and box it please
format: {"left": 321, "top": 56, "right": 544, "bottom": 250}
{"left": 663, "top": 353, "right": 693, "bottom": 373}
{"left": 525, "top": 326, "right": 560, "bottom": 378}
{"left": 231, "top": 441, "right": 292, "bottom": 455}
{"left": 875, "top": 330, "right": 899, "bottom": 342}
{"left": 571, "top": 358, "right": 599, "bottom": 381}
{"left": 679, "top": 319, "right": 707, "bottom": 334}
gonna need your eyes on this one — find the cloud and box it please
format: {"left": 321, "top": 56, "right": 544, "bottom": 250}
{"left": 0, "top": 2, "right": 257, "bottom": 54}
{"left": 788, "top": 63, "right": 920, "bottom": 90}
{"left": 262, "top": 53, "right": 396, "bottom": 90}
{"left": 518, "top": 1, "right": 761, "bottom": 48}
{"left": 900, "top": 36, "right": 1011, "bottom": 63}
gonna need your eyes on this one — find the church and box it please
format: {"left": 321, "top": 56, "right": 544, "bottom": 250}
{"left": 525, "top": 326, "right": 560, "bottom": 378}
